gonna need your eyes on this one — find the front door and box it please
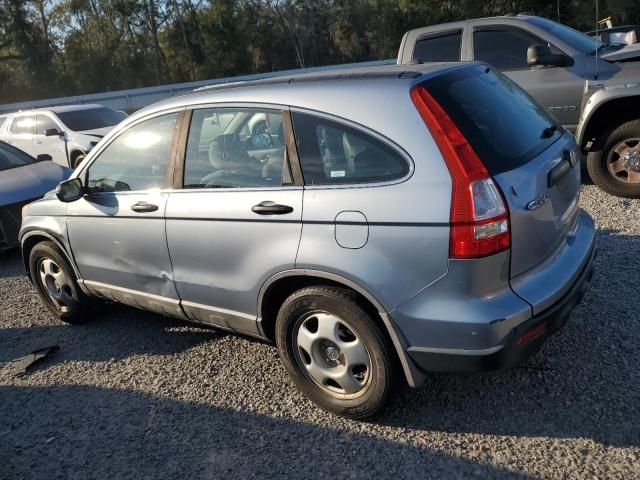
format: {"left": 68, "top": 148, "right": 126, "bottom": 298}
{"left": 472, "top": 25, "right": 584, "bottom": 129}
{"left": 165, "top": 106, "right": 303, "bottom": 336}
{"left": 67, "top": 111, "right": 184, "bottom": 318}
{"left": 34, "top": 114, "right": 69, "bottom": 166}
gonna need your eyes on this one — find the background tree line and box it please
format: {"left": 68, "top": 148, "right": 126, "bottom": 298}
{"left": 0, "top": 0, "right": 638, "bottom": 104}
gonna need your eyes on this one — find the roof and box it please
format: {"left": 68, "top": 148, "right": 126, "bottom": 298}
{"left": 129, "top": 62, "right": 463, "bottom": 119}
{"left": 403, "top": 14, "right": 538, "bottom": 33}
{"left": 190, "top": 62, "right": 450, "bottom": 94}
{"left": 10, "top": 104, "right": 106, "bottom": 115}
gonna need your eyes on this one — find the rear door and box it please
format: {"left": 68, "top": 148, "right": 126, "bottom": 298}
{"left": 165, "top": 106, "right": 303, "bottom": 337}
{"left": 7, "top": 114, "right": 35, "bottom": 155}
{"left": 422, "top": 64, "right": 581, "bottom": 279}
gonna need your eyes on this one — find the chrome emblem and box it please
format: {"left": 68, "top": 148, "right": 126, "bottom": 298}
{"left": 526, "top": 193, "right": 550, "bottom": 211}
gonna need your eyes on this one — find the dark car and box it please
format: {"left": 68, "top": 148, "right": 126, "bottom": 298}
{"left": 0, "top": 141, "right": 72, "bottom": 250}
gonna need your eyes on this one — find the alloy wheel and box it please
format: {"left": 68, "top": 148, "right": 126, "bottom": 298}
{"left": 607, "top": 137, "right": 640, "bottom": 184}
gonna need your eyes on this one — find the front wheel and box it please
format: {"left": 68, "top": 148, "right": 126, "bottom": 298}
{"left": 275, "top": 286, "right": 397, "bottom": 419}
{"left": 29, "top": 241, "right": 92, "bottom": 324}
{"left": 587, "top": 119, "right": 640, "bottom": 198}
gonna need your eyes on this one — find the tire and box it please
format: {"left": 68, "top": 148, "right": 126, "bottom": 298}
{"left": 29, "top": 241, "right": 92, "bottom": 324}
{"left": 275, "top": 286, "right": 397, "bottom": 419}
{"left": 586, "top": 119, "right": 640, "bottom": 198}
{"left": 71, "top": 153, "right": 85, "bottom": 169}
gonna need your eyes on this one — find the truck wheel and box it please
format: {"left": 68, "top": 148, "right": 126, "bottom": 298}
{"left": 587, "top": 119, "right": 640, "bottom": 198}
{"left": 275, "top": 286, "right": 397, "bottom": 419}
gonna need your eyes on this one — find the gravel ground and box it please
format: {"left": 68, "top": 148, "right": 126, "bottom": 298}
{"left": 1, "top": 184, "right": 639, "bottom": 479}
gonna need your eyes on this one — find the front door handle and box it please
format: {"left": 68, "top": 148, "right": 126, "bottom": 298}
{"left": 131, "top": 201, "right": 159, "bottom": 213}
{"left": 251, "top": 201, "right": 293, "bottom": 215}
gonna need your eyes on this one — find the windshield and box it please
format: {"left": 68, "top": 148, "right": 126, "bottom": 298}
{"left": 0, "top": 141, "right": 35, "bottom": 171}
{"left": 56, "top": 107, "right": 126, "bottom": 132}
{"left": 528, "top": 17, "right": 601, "bottom": 54}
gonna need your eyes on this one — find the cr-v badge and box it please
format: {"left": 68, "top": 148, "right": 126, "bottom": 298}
{"left": 526, "top": 193, "right": 550, "bottom": 211}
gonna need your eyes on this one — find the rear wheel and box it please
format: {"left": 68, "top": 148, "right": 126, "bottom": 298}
{"left": 29, "top": 241, "right": 92, "bottom": 324}
{"left": 587, "top": 120, "right": 640, "bottom": 198}
{"left": 275, "top": 286, "right": 396, "bottom": 419}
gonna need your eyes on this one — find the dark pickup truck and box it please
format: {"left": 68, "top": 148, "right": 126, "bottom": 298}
{"left": 398, "top": 14, "right": 640, "bottom": 197}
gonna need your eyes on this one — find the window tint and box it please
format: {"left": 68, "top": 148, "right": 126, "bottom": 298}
{"left": 0, "top": 141, "right": 34, "bottom": 171}
{"left": 292, "top": 113, "right": 409, "bottom": 185}
{"left": 421, "top": 64, "right": 561, "bottom": 175}
{"left": 474, "top": 27, "right": 544, "bottom": 70}
{"left": 57, "top": 107, "right": 125, "bottom": 131}
{"left": 87, "top": 113, "right": 178, "bottom": 193}
{"left": 413, "top": 30, "right": 462, "bottom": 62}
{"left": 35, "top": 115, "right": 59, "bottom": 135}
{"left": 184, "top": 108, "right": 289, "bottom": 189}
{"left": 10, "top": 115, "right": 35, "bottom": 134}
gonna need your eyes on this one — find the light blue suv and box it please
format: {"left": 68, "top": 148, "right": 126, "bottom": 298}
{"left": 20, "top": 63, "right": 595, "bottom": 418}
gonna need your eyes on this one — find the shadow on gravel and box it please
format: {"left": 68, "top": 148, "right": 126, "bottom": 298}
{"left": 0, "top": 384, "right": 532, "bottom": 480}
{"left": 0, "top": 248, "right": 24, "bottom": 279}
{"left": 382, "top": 230, "right": 640, "bottom": 448}
{"left": 0, "top": 306, "right": 225, "bottom": 365}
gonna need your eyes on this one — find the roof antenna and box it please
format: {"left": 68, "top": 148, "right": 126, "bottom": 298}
{"left": 594, "top": 0, "right": 599, "bottom": 80}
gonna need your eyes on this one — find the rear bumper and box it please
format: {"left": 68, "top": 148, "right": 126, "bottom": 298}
{"left": 407, "top": 241, "right": 596, "bottom": 374}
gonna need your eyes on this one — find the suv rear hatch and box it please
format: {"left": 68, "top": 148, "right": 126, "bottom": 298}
{"left": 421, "top": 64, "right": 581, "bottom": 281}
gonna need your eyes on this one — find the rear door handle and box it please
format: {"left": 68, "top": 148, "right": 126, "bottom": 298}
{"left": 252, "top": 201, "right": 293, "bottom": 215}
{"left": 131, "top": 201, "right": 159, "bottom": 213}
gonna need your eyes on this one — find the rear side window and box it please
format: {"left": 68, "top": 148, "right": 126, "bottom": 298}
{"left": 421, "top": 64, "right": 561, "bottom": 174}
{"left": 10, "top": 115, "right": 35, "bottom": 134}
{"left": 292, "top": 112, "right": 409, "bottom": 185}
{"left": 413, "top": 30, "right": 462, "bottom": 62}
{"left": 474, "top": 26, "right": 545, "bottom": 70}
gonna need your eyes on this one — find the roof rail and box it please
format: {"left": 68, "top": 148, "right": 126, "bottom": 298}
{"left": 191, "top": 69, "right": 421, "bottom": 94}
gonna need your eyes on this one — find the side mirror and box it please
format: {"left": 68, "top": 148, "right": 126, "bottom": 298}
{"left": 56, "top": 178, "right": 84, "bottom": 203}
{"left": 527, "top": 44, "right": 573, "bottom": 67}
{"left": 36, "top": 154, "right": 52, "bottom": 162}
{"left": 44, "top": 128, "right": 63, "bottom": 137}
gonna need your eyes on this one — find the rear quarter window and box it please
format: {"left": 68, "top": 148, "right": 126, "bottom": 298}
{"left": 292, "top": 112, "right": 409, "bottom": 185}
{"left": 421, "top": 64, "right": 562, "bottom": 175}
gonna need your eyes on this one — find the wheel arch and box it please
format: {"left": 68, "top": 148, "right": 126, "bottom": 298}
{"left": 257, "top": 269, "right": 426, "bottom": 387}
{"left": 578, "top": 94, "right": 640, "bottom": 151}
{"left": 20, "top": 231, "right": 85, "bottom": 291}
{"left": 69, "top": 149, "right": 86, "bottom": 168}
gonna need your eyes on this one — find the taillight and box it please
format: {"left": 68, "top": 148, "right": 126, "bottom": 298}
{"left": 410, "top": 85, "right": 510, "bottom": 259}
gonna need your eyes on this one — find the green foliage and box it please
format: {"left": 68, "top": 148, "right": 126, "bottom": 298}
{"left": 0, "top": 0, "right": 635, "bottom": 104}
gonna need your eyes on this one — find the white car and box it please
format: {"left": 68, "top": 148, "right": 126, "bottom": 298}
{"left": 0, "top": 105, "right": 126, "bottom": 168}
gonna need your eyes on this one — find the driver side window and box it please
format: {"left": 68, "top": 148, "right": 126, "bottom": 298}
{"left": 184, "top": 108, "right": 290, "bottom": 189}
{"left": 87, "top": 113, "right": 178, "bottom": 193}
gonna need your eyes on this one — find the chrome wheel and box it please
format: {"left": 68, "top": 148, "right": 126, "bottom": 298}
{"left": 38, "top": 258, "right": 73, "bottom": 312}
{"left": 607, "top": 137, "right": 640, "bottom": 184}
{"left": 293, "top": 312, "right": 372, "bottom": 398}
